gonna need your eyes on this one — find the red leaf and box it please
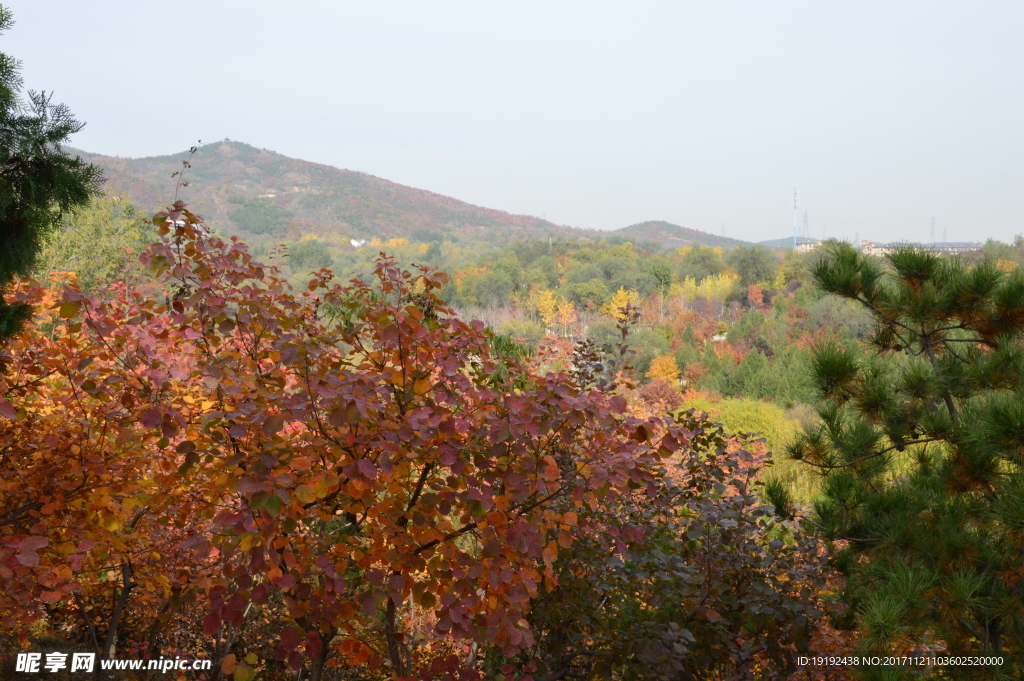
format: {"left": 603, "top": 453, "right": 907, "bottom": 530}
{"left": 40, "top": 590, "right": 62, "bottom": 603}
{"left": 356, "top": 459, "right": 377, "bottom": 479}
{"left": 236, "top": 477, "right": 262, "bottom": 494}
{"left": 16, "top": 551, "right": 39, "bottom": 566}
{"left": 0, "top": 398, "right": 16, "bottom": 419}
{"left": 203, "top": 611, "right": 222, "bottom": 636}
{"left": 61, "top": 286, "right": 83, "bottom": 302}
{"left": 281, "top": 626, "right": 299, "bottom": 651}
{"left": 140, "top": 409, "right": 162, "bottom": 429}
{"left": 262, "top": 415, "right": 285, "bottom": 437}
{"left": 18, "top": 536, "right": 48, "bottom": 552}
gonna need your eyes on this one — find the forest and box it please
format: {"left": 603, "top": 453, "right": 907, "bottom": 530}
{"left": 5, "top": 6, "right": 1024, "bottom": 678}
{"left": 4, "top": 176, "right": 1024, "bottom": 680}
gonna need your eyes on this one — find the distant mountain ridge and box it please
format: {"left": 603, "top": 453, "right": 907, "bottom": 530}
{"left": 72, "top": 141, "right": 748, "bottom": 249}
{"left": 617, "top": 220, "right": 752, "bottom": 249}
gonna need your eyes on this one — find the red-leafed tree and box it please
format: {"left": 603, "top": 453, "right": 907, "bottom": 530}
{"left": 1, "top": 203, "right": 703, "bottom": 679}
{"left": 2, "top": 201, "right": 836, "bottom": 680}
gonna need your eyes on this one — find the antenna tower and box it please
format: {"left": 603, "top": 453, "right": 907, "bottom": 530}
{"left": 792, "top": 188, "right": 799, "bottom": 248}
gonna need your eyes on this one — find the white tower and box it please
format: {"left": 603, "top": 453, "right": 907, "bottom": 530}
{"left": 792, "top": 188, "right": 799, "bottom": 248}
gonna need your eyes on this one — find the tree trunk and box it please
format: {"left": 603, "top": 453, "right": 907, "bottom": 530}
{"left": 385, "top": 597, "right": 407, "bottom": 678}
{"left": 308, "top": 627, "right": 336, "bottom": 681}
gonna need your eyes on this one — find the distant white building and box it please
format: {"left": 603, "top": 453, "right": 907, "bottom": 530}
{"left": 350, "top": 239, "right": 368, "bottom": 248}
{"left": 795, "top": 240, "right": 821, "bottom": 253}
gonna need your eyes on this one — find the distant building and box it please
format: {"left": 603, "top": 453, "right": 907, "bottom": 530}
{"left": 795, "top": 240, "right": 821, "bottom": 253}
{"left": 860, "top": 241, "right": 982, "bottom": 256}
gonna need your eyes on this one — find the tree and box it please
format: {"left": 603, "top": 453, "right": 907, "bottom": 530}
{"left": 520, "top": 414, "right": 829, "bottom": 681}
{"left": 0, "top": 203, "right": 679, "bottom": 679}
{"left": 33, "top": 189, "right": 148, "bottom": 291}
{"left": 726, "top": 246, "right": 776, "bottom": 288}
{"left": 675, "top": 246, "right": 724, "bottom": 283}
{"left": 649, "top": 262, "right": 672, "bottom": 294}
{"left": 288, "top": 238, "right": 334, "bottom": 273}
{"left": 0, "top": 4, "right": 103, "bottom": 341}
{"left": 771, "top": 242, "right": 1024, "bottom": 672}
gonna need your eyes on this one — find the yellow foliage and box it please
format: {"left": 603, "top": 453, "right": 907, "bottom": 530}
{"left": 536, "top": 290, "right": 558, "bottom": 326}
{"left": 996, "top": 259, "right": 1019, "bottom": 272}
{"left": 602, "top": 287, "right": 639, "bottom": 319}
{"left": 386, "top": 238, "right": 409, "bottom": 248}
{"left": 681, "top": 396, "right": 800, "bottom": 453}
{"left": 647, "top": 355, "right": 680, "bottom": 383}
{"left": 554, "top": 298, "right": 578, "bottom": 328}
{"left": 680, "top": 395, "right": 817, "bottom": 499}
{"left": 672, "top": 272, "right": 739, "bottom": 302}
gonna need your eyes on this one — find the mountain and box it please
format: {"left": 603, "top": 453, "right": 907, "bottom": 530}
{"left": 72, "top": 141, "right": 749, "bottom": 251}
{"left": 72, "top": 141, "right": 580, "bottom": 245}
{"left": 613, "top": 221, "right": 753, "bottom": 249}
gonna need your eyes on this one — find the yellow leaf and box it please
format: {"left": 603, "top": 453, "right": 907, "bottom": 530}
{"left": 59, "top": 300, "right": 81, "bottom": 319}
{"left": 295, "top": 485, "right": 317, "bottom": 504}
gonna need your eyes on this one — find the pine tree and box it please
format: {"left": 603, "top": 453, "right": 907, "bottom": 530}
{"left": 769, "top": 242, "right": 1024, "bottom": 670}
{"left": 681, "top": 323, "right": 697, "bottom": 347}
{"left": 0, "top": 4, "right": 102, "bottom": 341}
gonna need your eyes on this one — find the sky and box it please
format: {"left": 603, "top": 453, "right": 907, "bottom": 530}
{"left": 6, "top": 1, "right": 1024, "bottom": 244}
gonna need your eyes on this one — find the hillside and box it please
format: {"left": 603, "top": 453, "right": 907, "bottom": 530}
{"left": 72, "top": 141, "right": 746, "bottom": 251}
{"left": 614, "top": 220, "right": 752, "bottom": 249}
{"left": 72, "top": 141, "right": 581, "bottom": 246}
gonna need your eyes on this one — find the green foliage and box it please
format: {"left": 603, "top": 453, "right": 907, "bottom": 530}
{"left": 626, "top": 328, "right": 669, "bottom": 380}
{"left": 227, "top": 195, "right": 293, "bottom": 235}
{"left": 33, "top": 190, "right": 148, "bottom": 291}
{"left": 497, "top": 318, "right": 545, "bottom": 348}
{"left": 789, "top": 241, "right": 1024, "bottom": 669}
{"left": 681, "top": 395, "right": 802, "bottom": 456}
{"left": 560, "top": 278, "right": 609, "bottom": 308}
{"left": 0, "top": 4, "right": 103, "bottom": 340}
{"left": 649, "top": 261, "right": 672, "bottom": 293}
{"left": 727, "top": 245, "right": 777, "bottom": 287}
{"left": 288, "top": 238, "right": 333, "bottom": 272}
{"left": 675, "top": 245, "right": 724, "bottom": 282}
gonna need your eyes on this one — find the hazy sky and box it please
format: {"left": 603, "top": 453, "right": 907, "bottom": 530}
{"left": 6, "top": 1, "right": 1024, "bottom": 243}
